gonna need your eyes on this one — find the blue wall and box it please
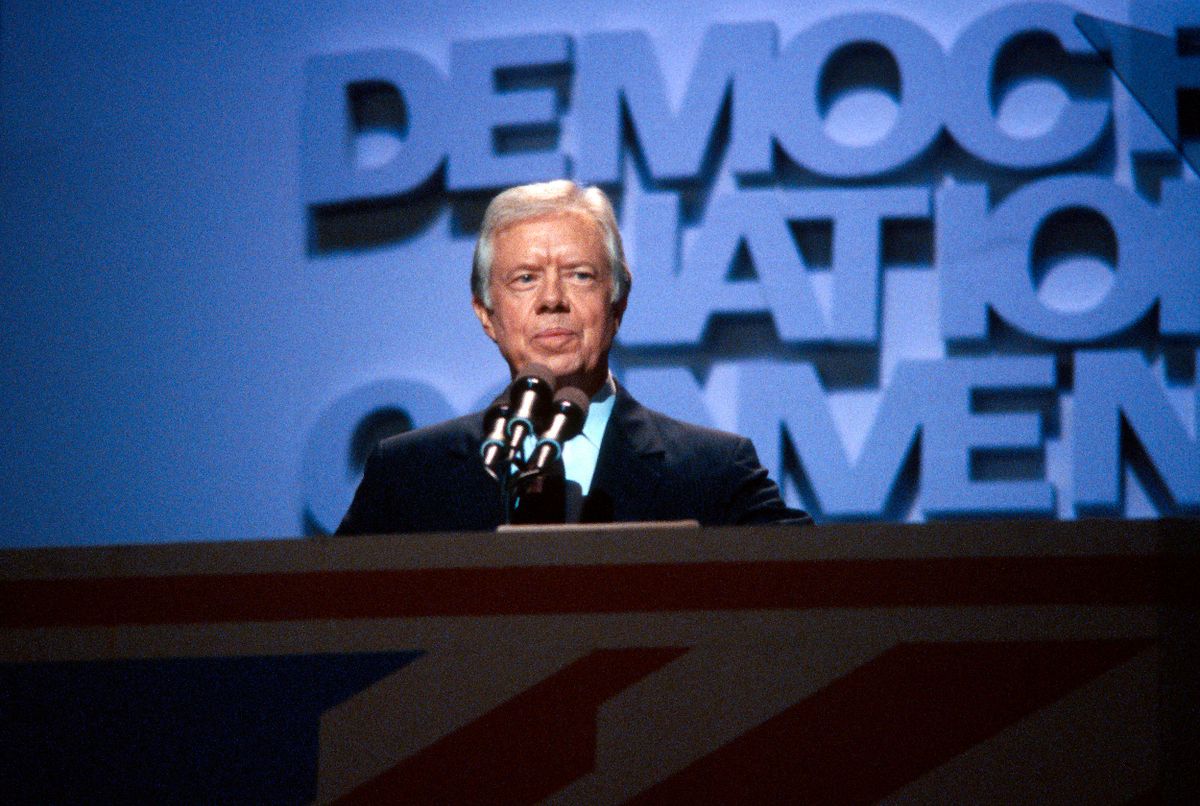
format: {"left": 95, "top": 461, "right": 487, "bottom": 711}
{"left": 1, "top": 0, "right": 1195, "bottom": 546}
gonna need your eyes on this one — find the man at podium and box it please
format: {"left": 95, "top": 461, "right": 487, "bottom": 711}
{"left": 337, "top": 180, "right": 809, "bottom": 535}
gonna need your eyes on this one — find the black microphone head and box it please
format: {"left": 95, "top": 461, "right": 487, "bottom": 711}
{"left": 509, "top": 363, "right": 556, "bottom": 426}
{"left": 483, "top": 394, "right": 511, "bottom": 430}
{"left": 552, "top": 386, "right": 589, "bottom": 440}
{"left": 511, "top": 363, "right": 556, "bottom": 397}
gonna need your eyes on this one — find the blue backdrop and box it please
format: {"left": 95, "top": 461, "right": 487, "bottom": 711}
{"left": 1, "top": 0, "right": 1196, "bottom": 546}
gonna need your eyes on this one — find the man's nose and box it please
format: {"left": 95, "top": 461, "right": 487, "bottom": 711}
{"left": 536, "top": 269, "right": 566, "bottom": 310}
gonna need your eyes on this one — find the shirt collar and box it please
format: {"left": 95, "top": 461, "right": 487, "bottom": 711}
{"left": 579, "top": 372, "right": 616, "bottom": 447}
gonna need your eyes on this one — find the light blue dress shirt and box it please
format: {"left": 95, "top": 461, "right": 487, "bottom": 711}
{"left": 559, "top": 373, "right": 616, "bottom": 496}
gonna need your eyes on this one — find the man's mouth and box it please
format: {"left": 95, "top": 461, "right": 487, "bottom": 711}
{"left": 533, "top": 328, "right": 577, "bottom": 348}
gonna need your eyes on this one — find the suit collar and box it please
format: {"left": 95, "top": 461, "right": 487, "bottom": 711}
{"left": 446, "top": 409, "right": 488, "bottom": 460}
{"left": 579, "top": 373, "right": 617, "bottom": 448}
{"left": 607, "top": 383, "right": 666, "bottom": 456}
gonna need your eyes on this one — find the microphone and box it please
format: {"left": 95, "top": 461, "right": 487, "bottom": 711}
{"left": 520, "top": 386, "right": 589, "bottom": 478}
{"left": 502, "top": 363, "right": 556, "bottom": 460}
{"left": 479, "top": 394, "right": 512, "bottom": 480}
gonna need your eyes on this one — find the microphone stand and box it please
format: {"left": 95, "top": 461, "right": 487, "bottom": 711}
{"left": 501, "top": 448, "right": 522, "bottom": 526}
{"left": 501, "top": 444, "right": 547, "bottom": 526}
{"left": 483, "top": 363, "right": 556, "bottom": 525}
{"left": 498, "top": 385, "right": 588, "bottom": 526}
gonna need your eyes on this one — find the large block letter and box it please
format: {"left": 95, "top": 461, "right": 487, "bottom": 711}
{"left": 447, "top": 34, "right": 571, "bottom": 191}
{"left": 302, "top": 50, "right": 448, "bottom": 205}
{"left": 921, "top": 357, "right": 1057, "bottom": 517}
{"left": 945, "top": 3, "right": 1110, "bottom": 169}
{"left": 736, "top": 361, "right": 925, "bottom": 519}
{"left": 301, "top": 379, "right": 455, "bottom": 533}
{"left": 939, "top": 176, "right": 1199, "bottom": 343}
{"left": 1073, "top": 350, "right": 1199, "bottom": 514}
{"left": 575, "top": 23, "right": 777, "bottom": 185}
{"left": 1096, "top": 4, "right": 1200, "bottom": 164}
{"left": 620, "top": 188, "right": 927, "bottom": 347}
{"left": 764, "top": 13, "right": 945, "bottom": 178}
{"left": 618, "top": 192, "right": 734, "bottom": 345}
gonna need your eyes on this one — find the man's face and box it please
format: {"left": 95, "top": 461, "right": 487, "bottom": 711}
{"left": 473, "top": 210, "right": 621, "bottom": 396}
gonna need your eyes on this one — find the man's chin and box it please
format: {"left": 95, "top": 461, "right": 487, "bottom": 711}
{"left": 545, "top": 362, "right": 585, "bottom": 385}
{"left": 506, "top": 352, "right": 605, "bottom": 394}
{"left": 550, "top": 365, "right": 608, "bottom": 396}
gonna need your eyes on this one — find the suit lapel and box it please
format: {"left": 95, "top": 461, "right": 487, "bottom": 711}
{"left": 582, "top": 386, "right": 666, "bottom": 522}
{"left": 444, "top": 414, "right": 507, "bottom": 529}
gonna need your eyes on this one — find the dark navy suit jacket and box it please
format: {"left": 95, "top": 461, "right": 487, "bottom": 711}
{"left": 336, "top": 386, "right": 810, "bottom": 535}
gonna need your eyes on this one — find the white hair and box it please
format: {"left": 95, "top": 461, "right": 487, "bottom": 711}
{"left": 471, "top": 180, "right": 631, "bottom": 308}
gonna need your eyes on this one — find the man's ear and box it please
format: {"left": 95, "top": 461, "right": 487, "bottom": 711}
{"left": 472, "top": 296, "right": 497, "bottom": 342}
{"left": 612, "top": 294, "right": 628, "bottom": 330}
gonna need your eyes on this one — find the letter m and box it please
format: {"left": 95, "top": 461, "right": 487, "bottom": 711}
{"left": 574, "top": 23, "right": 775, "bottom": 185}
{"left": 737, "top": 361, "right": 927, "bottom": 519}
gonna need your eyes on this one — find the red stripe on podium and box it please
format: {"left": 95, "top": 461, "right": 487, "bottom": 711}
{"left": 1, "top": 556, "right": 1189, "bottom": 628}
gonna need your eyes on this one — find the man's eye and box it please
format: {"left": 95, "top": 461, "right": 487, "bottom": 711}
{"left": 570, "top": 270, "right": 595, "bottom": 282}
{"left": 512, "top": 273, "right": 536, "bottom": 285}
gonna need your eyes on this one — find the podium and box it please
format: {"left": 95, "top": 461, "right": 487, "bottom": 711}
{"left": 2, "top": 519, "right": 1196, "bottom": 803}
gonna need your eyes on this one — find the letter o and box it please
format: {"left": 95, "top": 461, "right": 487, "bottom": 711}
{"left": 988, "top": 176, "right": 1158, "bottom": 341}
{"left": 299, "top": 378, "right": 455, "bottom": 533}
{"left": 771, "top": 13, "right": 945, "bottom": 178}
